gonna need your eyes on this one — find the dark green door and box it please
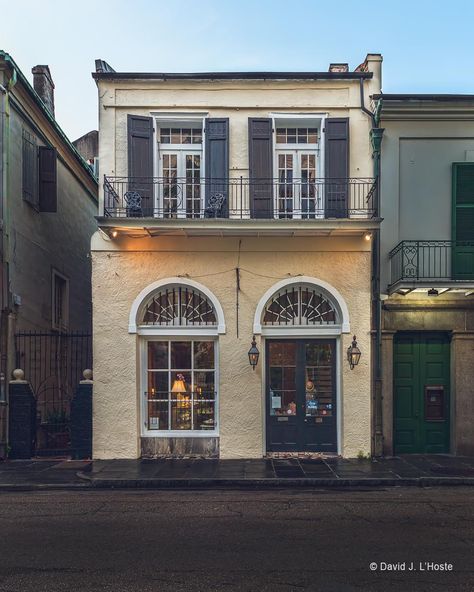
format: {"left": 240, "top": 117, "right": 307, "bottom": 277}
{"left": 394, "top": 332, "right": 450, "bottom": 454}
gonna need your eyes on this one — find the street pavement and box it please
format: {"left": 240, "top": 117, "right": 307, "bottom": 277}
{"left": 0, "top": 487, "right": 473, "bottom": 591}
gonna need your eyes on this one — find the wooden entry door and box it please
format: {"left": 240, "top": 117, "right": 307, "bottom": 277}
{"left": 266, "top": 339, "right": 337, "bottom": 453}
{"left": 393, "top": 332, "right": 450, "bottom": 454}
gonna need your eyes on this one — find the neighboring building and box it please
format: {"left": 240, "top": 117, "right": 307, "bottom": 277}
{"left": 375, "top": 94, "right": 474, "bottom": 456}
{"left": 73, "top": 130, "right": 98, "bottom": 174}
{"left": 91, "top": 55, "right": 382, "bottom": 459}
{"left": 0, "top": 52, "right": 98, "bottom": 457}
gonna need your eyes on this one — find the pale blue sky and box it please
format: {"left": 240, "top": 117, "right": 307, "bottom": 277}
{"left": 2, "top": 0, "right": 474, "bottom": 140}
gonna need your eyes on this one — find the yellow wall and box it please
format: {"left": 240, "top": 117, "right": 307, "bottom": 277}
{"left": 91, "top": 233, "right": 372, "bottom": 459}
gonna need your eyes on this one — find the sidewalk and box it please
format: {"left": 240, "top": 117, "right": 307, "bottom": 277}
{"left": 1, "top": 455, "right": 474, "bottom": 490}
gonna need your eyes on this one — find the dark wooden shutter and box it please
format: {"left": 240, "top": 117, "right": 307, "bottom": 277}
{"left": 205, "top": 118, "right": 229, "bottom": 217}
{"left": 452, "top": 163, "right": 474, "bottom": 279}
{"left": 249, "top": 118, "right": 273, "bottom": 218}
{"left": 128, "top": 115, "right": 153, "bottom": 215}
{"left": 38, "top": 146, "right": 57, "bottom": 212}
{"left": 325, "top": 118, "right": 349, "bottom": 218}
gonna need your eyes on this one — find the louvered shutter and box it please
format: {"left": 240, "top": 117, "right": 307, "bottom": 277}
{"left": 452, "top": 163, "right": 474, "bottom": 279}
{"left": 38, "top": 146, "right": 57, "bottom": 212}
{"left": 128, "top": 115, "right": 153, "bottom": 215}
{"left": 325, "top": 118, "right": 349, "bottom": 218}
{"left": 248, "top": 118, "right": 273, "bottom": 218}
{"left": 205, "top": 118, "right": 229, "bottom": 217}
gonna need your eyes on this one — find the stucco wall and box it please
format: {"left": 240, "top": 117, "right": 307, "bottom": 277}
{"left": 379, "top": 120, "right": 474, "bottom": 292}
{"left": 91, "top": 234, "right": 372, "bottom": 459}
{"left": 6, "top": 96, "right": 98, "bottom": 332}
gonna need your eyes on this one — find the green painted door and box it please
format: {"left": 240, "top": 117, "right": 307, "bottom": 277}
{"left": 394, "top": 332, "right": 450, "bottom": 454}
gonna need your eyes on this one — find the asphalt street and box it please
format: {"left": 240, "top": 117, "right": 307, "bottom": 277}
{"left": 0, "top": 487, "right": 472, "bottom": 592}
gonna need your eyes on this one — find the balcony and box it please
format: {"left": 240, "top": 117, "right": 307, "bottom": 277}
{"left": 389, "top": 240, "right": 474, "bottom": 293}
{"left": 103, "top": 176, "right": 378, "bottom": 231}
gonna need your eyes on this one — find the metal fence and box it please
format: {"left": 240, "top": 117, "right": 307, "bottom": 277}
{"left": 14, "top": 331, "right": 92, "bottom": 455}
{"left": 104, "top": 176, "right": 378, "bottom": 219}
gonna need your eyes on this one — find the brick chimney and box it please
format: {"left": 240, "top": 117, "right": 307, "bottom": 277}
{"left": 329, "top": 63, "right": 349, "bottom": 73}
{"left": 32, "top": 65, "right": 55, "bottom": 116}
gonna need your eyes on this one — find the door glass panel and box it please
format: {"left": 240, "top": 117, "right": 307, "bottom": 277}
{"left": 278, "top": 154, "right": 294, "bottom": 217}
{"left": 185, "top": 153, "right": 201, "bottom": 218}
{"left": 268, "top": 342, "right": 297, "bottom": 416}
{"left": 301, "top": 153, "right": 317, "bottom": 217}
{"left": 163, "top": 154, "right": 178, "bottom": 216}
{"left": 305, "top": 343, "right": 334, "bottom": 418}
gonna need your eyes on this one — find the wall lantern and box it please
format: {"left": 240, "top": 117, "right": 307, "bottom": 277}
{"left": 248, "top": 336, "right": 260, "bottom": 370}
{"left": 347, "top": 335, "right": 361, "bottom": 370}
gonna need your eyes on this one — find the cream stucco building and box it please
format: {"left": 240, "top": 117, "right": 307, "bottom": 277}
{"left": 91, "top": 54, "right": 382, "bottom": 459}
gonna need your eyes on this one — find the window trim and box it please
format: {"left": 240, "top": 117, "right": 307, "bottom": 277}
{"left": 140, "top": 336, "right": 219, "bottom": 438}
{"left": 51, "top": 269, "right": 69, "bottom": 331}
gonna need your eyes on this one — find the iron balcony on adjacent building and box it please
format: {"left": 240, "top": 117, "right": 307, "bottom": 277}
{"left": 389, "top": 240, "right": 474, "bottom": 293}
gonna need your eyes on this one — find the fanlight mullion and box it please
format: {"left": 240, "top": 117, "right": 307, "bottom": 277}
{"left": 263, "top": 285, "right": 337, "bottom": 326}
{"left": 142, "top": 286, "right": 217, "bottom": 327}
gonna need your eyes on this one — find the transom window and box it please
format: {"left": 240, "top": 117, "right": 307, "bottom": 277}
{"left": 276, "top": 127, "right": 318, "bottom": 144}
{"left": 146, "top": 340, "right": 216, "bottom": 431}
{"left": 263, "top": 285, "right": 337, "bottom": 326}
{"left": 141, "top": 286, "right": 217, "bottom": 327}
{"left": 159, "top": 127, "right": 202, "bottom": 145}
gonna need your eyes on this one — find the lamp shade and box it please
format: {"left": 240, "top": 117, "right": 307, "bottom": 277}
{"left": 171, "top": 374, "right": 187, "bottom": 393}
{"left": 347, "top": 336, "right": 361, "bottom": 370}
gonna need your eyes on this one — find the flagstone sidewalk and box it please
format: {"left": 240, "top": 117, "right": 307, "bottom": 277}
{"left": 1, "top": 455, "right": 474, "bottom": 490}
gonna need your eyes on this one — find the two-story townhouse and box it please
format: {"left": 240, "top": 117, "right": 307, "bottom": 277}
{"left": 0, "top": 52, "right": 98, "bottom": 457}
{"left": 91, "top": 54, "right": 382, "bottom": 460}
{"left": 376, "top": 94, "right": 474, "bottom": 457}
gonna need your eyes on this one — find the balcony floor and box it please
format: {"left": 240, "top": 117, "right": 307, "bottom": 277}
{"left": 97, "top": 216, "right": 382, "bottom": 237}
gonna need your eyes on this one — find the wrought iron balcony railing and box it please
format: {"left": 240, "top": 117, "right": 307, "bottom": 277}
{"left": 389, "top": 240, "right": 474, "bottom": 286}
{"left": 103, "top": 176, "right": 377, "bottom": 220}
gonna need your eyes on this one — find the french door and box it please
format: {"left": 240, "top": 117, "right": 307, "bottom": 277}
{"left": 276, "top": 150, "right": 321, "bottom": 218}
{"left": 159, "top": 150, "right": 202, "bottom": 218}
{"left": 266, "top": 339, "right": 337, "bottom": 452}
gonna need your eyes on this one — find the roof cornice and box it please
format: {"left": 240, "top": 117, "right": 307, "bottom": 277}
{"left": 92, "top": 71, "right": 373, "bottom": 82}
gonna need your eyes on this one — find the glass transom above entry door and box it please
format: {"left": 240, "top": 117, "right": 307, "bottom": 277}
{"left": 267, "top": 340, "right": 337, "bottom": 452}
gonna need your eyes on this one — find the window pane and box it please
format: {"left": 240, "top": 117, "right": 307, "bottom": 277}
{"left": 182, "top": 128, "right": 191, "bottom": 144}
{"left": 171, "top": 128, "right": 181, "bottom": 143}
{"left": 193, "top": 401, "right": 215, "bottom": 430}
{"left": 171, "top": 342, "right": 191, "bottom": 368}
{"left": 192, "top": 129, "right": 202, "bottom": 144}
{"left": 148, "top": 342, "right": 168, "bottom": 369}
{"left": 171, "top": 370, "right": 191, "bottom": 393}
{"left": 147, "top": 400, "right": 169, "bottom": 430}
{"left": 171, "top": 401, "right": 192, "bottom": 430}
{"left": 194, "top": 371, "right": 215, "bottom": 395}
{"left": 194, "top": 341, "right": 214, "bottom": 369}
{"left": 308, "top": 129, "right": 318, "bottom": 143}
{"left": 147, "top": 371, "right": 168, "bottom": 395}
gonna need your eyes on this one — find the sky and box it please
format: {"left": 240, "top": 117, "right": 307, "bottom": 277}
{"left": 2, "top": 0, "right": 474, "bottom": 140}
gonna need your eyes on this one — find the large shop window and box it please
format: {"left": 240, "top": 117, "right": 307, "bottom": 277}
{"left": 146, "top": 340, "right": 216, "bottom": 432}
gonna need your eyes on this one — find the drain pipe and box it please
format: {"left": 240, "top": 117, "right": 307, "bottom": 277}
{"left": 359, "top": 78, "right": 384, "bottom": 457}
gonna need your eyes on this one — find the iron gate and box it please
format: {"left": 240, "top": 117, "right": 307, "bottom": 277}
{"left": 15, "top": 331, "right": 92, "bottom": 456}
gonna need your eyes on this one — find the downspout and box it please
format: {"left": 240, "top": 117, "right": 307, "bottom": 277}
{"left": 359, "top": 78, "right": 384, "bottom": 457}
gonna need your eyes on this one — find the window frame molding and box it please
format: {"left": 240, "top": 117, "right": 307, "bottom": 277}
{"left": 51, "top": 268, "right": 70, "bottom": 332}
{"left": 129, "top": 277, "right": 226, "bottom": 335}
{"left": 253, "top": 276, "right": 350, "bottom": 336}
{"left": 140, "top": 335, "right": 219, "bottom": 438}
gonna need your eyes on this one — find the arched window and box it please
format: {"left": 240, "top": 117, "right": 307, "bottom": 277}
{"left": 263, "top": 284, "right": 338, "bottom": 326}
{"left": 141, "top": 286, "right": 217, "bottom": 327}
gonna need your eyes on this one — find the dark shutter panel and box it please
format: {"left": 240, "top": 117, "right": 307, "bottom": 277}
{"left": 249, "top": 118, "right": 273, "bottom": 219}
{"left": 325, "top": 118, "right": 349, "bottom": 218}
{"left": 38, "top": 146, "right": 57, "bottom": 212}
{"left": 452, "top": 163, "right": 474, "bottom": 279}
{"left": 128, "top": 115, "right": 153, "bottom": 215}
{"left": 205, "top": 118, "right": 229, "bottom": 217}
